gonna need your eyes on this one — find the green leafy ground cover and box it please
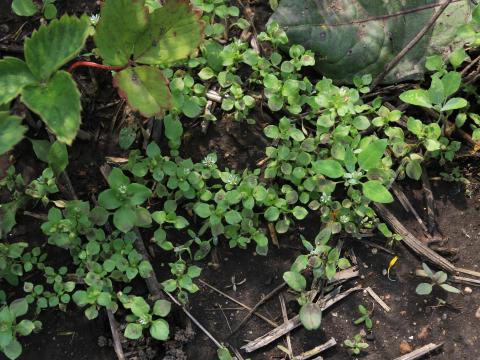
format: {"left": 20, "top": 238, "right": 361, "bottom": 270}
{"left": 1, "top": 0, "right": 480, "bottom": 359}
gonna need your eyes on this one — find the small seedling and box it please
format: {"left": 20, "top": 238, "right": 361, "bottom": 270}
{"left": 344, "top": 333, "right": 369, "bottom": 355}
{"left": 354, "top": 304, "right": 373, "bottom": 330}
{"left": 415, "top": 263, "right": 461, "bottom": 296}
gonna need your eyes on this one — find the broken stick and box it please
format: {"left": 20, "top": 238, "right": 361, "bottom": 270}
{"left": 364, "top": 287, "right": 391, "bottom": 313}
{"left": 241, "top": 286, "right": 361, "bottom": 353}
{"left": 293, "top": 337, "right": 336, "bottom": 360}
{"left": 392, "top": 342, "right": 443, "bottom": 360}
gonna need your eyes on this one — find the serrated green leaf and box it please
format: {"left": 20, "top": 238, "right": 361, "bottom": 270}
{"left": 135, "top": 0, "right": 204, "bottom": 65}
{"left": 0, "top": 58, "right": 37, "bottom": 105}
{"left": 362, "top": 180, "right": 394, "bottom": 203}
{"left": 22, "top": 71, "right": 81, "bottom": 144}
{"left": 94, "top": 0, "right": 148, "bottom": 66}
{"left": 114, "top": 66, "right": 172, "bottom": 117}
{"left": 0, "top": 113, "right": 26, "bottom": 155}
{"left": 25, "top": 15, "right": 90, "bottom": 80}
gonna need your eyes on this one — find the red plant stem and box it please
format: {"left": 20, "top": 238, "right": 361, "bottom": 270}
{"left": 68, "top": 61, "right": 127, "bottom": 73}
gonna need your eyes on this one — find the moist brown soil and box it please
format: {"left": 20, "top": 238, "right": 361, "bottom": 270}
{"left": 2, "top": 1, "right": 480, "bottom": 360}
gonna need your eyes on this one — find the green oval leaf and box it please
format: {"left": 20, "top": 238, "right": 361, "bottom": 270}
{"left": 362, "top": 180, "right": 394, "bottom": 203}
{"left": 283, "top": 271, "right": 306, "bottom": 292}
{"left": 358, "top": 139, "right": 387, "bottom": 171}
{"left": 149, "top": 318, "right": 169, "bottom": 341}
{"left": 400, "top": 89, "right": 433, "bottom": 108}
{"left": 312, "top": 159, "right": 345, "bottom": 178}
{"left": 299, "top": 302, "right": 322, "bottom": 330}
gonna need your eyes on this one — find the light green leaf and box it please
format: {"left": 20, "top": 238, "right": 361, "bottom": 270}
{"left": 0, "top": 57, "right": 36, "bottom": 105}
{"left": 292, "top": 206, "right": 308, "bottom": 220}
{"left": 3, "top": 339, "right": 22, "bottom": 360}
{"left": 25, "top": 15, "right": 90, "bottom": 80}
{"left": 124, "top": 323, "right": 143, "bottom": 340}
{"left": 22, "top": 71, "right": 81, "bottom": 144}
{"left": 441, "top": 97, "right": 468, "bottom": 112}
{"left": 362, "top": 180, "right": 394, "bottom": 203}
{"left": 400, "top": 89, "right": 433, "bottom": 108}
{"left": 48, "top": 141, "right": 68, "bottom": 175}
{"left": 135, "top": 0, "right": 204, "bottom": 65}
{"left": 149, "top": 319, "right": 169, "bottom": 341}
{"left": 415, "top": 282, "right": 433, "bottom": 295}
{"left": 312, "top": 159, "right": 344, "bottom": 178}
{"left": 225, "top": 210, "right": 242, "bottom": 225}
{"left": 283, "top": 271, "right": 306, "bottom": 292}
{"left": 440, "top": 283, "right": 461, "bottom": 293}
{"left": 114, "top": 66, "right": 172, "bottom": 117}
{"left": 358, "top": 139, "right": 387, "bottom": 171}
{"left": 30, "top": 139, "right": 50, "bottom": 162}
{"left": 113, "top": 206, "right": 136, "bottom": 233}
{"left": 9, "top": 298, "right": 28, "bottom": 317}
{"left": 406, "top": 160, "right": 422, "bottom": 180}
{"left": 94, "top": 0, "right": 148, "bottom": 66}
{"left": 16, "top": 320, "right": 35, "bottom": 336}
{"left": 12, "top": 0, "right": 38, "bottom": 16}
{"left": 299, "top": 302, "right": 322, "bottom": 330}
{"left": 441, "top": 71, "right": 462, "bottom": 98}
{"left": 0, "top": 113, "right": 26, "bottom": 155}
{"left": 153, "top": 300, "right": 171, "bottom": 317}
{"left": 193, "top": 203, "right": 211, "bottom": 218}
{"left": 164, "top": 114, "right": 183, "bottom": 143}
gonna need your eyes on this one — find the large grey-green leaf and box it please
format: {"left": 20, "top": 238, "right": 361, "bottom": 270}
{"left": 270, "top": 0, "right": 471, "bottom": 83}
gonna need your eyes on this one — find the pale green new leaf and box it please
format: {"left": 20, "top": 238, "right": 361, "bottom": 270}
{"left": 134, "top": 0, "right": 204, "bottom": 65}
{"left": 22, "top": 71, "right": 81, "bottom": 144}
{"left": 114, "top": 66, "right": 172, "bottom": 117}
{"left": 94, "top": 0, "right": 148, "bottom": 66}
{"left": 441, "top": 97, "right": 468, "bottom": 112}
{"left": 0, "top": 113, "right": 27, "bottom": 155}
{"left": 25, "top": 15, "right": 90, "bottom": 80}
{"left": 358, "top": 139, "right": 387, "bottom": 171}
{"left": 0, "top": 57, "right": 37, "bottom": 105}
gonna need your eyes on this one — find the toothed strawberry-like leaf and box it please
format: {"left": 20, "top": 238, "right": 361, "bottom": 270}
{"left": 114, "top": 66, "right": 172, "bottom": 117}
{"left": 25, "top": 15, "right": 90, "bottom": 80}
{"left": 22, "top": 71, "right": 81, "bottom": 145}
{"left": 94, "top": 0, "right": 149, "bottom": 66}
{"left": 134, "top": 0, "right": 204, "bottom": 65}
{"left": 270, "top": 0, "right": 471, "bottom": 83}
{"left": 0, "top": 57, "right": 37, "bottom": 105}
{"left": 95, "top": 0, "right": 203, "bottom": 67}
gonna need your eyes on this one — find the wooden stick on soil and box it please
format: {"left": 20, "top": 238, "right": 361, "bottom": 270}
{"left": 421, "top": 165, "right": 438, "bottom": 235}
{"left": 229, "top": 282, "right": 287, "bottom": 336}
{"left": 198, "top": 279, "right": 278, "bottom": 327}
{"left": 364, "top": 287, "right": 391, "bottom": 313}
{"left": 293, "top": 337, "right": 336, "bottom": 360}
{"left": 106, "top": 309, "right": 126, "bottom": 360}
{"left": 372, "top": 0, "right": 454, "bottom": 87}
{"left": 373, "top": 204, "right": 456, "bottom": 273}
{"left": 392, "top": 342, "right": 444, "bottom": 360}
{"left": 279, "top": 294, "right": 293, "bottom": 359}
{"left": 241, "top": 286, "right": 361, "bottom": 353}
{"left": 391, "top": 183, "right": 429, "bottom": 235}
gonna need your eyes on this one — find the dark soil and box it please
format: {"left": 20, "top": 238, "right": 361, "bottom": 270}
{"left": 2, "top": 1, "right": 480, "bottom": 360}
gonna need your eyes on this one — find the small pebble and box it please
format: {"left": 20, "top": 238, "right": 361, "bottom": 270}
{"left": 464, "top": 287, "right": 473, "bottom": 294}
{"left": 399, "top": 341, "right": 412, "bottom": 354}
{"left": 475, "top": 306, "right": 480, "bottom": 319}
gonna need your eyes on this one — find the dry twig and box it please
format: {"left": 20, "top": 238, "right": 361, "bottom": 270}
{"left": 392, "top": 342, "right": 444, "bottom": 360}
